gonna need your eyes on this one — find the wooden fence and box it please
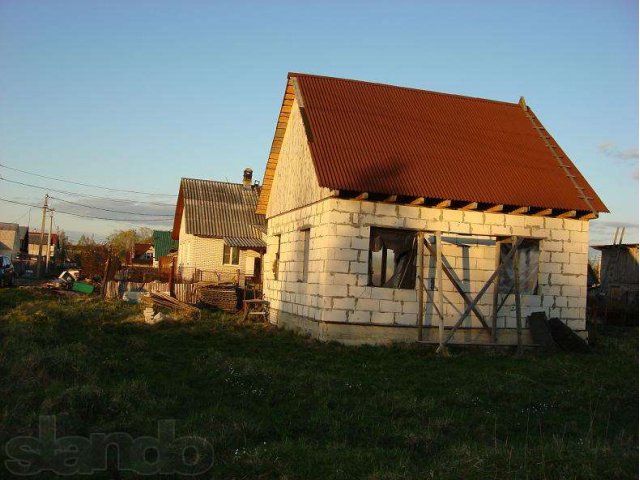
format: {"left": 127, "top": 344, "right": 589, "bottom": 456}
{"left": 104, "top": 280, "right": 197, "bottom": 304}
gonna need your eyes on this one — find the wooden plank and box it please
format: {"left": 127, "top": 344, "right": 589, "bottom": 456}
{"left": 417, "top": 232, "right": 425, "bottom": 342}
{"left": 383, "top": 195, "right": 398, "bottom": 203}
{"left": 557, "top": 210, "right": 577, "bottom": 219}
{"left": 354, "top": 192, "right": 369, "bottom": 200}
{"left": 533, "top": 208, "right": 553, "bottom": 217}
{"left": 460, "top": 202, "right": 478, "bottom": 211}
{"left": 490, "top": 240, "right": 501, "bottom": 343}
{"left": 509, "top": 206, "right": 529, "bottom": 215}
{"left": 409, "top": 197, "right": 425, "bottom": 206}
{"left": 485, "top": 204, "right": 504, "bottom": 213}
{"left": 579, "top": 212, "right": 598, "bottom": 221}
{"left": 513, "top": 237, "right": 522, "bottom": 352}
{"left": 433, "top": 200, "right": 451, "bottom": 209}
{"left": 435, "top": 231, "right": 445, "bottom": 352}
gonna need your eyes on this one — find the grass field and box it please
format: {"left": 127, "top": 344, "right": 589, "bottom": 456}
{"left": 0, "top": 288, "right": 637, "bottom": 479}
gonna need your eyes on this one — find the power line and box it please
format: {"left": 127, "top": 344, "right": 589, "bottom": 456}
{"left": 0, "top": 162, "right": 177, "bottom": 197}
{"left": 0, "top": 197, "right": 173, "bottom": 224}
{"left": 11, "top": 207, "right": 31, "bottom": 224}
{"left": 0, "top": 176, "right": 176, "bottom": 206}
{"left": 49, "top": 196, "right": 174, "bottom": 217}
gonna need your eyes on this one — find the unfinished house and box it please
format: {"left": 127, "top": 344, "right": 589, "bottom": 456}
{"left": 257, "top": 73, "right": 608, "bottom": 347}
{"left": 172, "top": 169, "right": 266, "bottom": 285}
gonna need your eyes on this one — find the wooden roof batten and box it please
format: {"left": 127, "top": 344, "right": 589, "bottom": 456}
{"left": 519, "top": 96, "right": 599, "bottom": 220}
{"left": 337, "top": 190, "right": 595, "bottom": 219}
{"left": 256, "top": 77, "right": 296, "bottom": 215}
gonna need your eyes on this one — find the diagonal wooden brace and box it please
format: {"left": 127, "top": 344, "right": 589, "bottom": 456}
{"left": 423, "top": 238, "right": 492, "bottom": 333}
{"left": 437, "top": 238, "right": 522, "bottom": 351}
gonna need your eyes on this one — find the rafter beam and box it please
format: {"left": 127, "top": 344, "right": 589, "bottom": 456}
{"left": 383, "top": 195, "right": 398, "bottom": 203}
{"left": 485, "top": 204, "right": 504, "bottom": 213}
{"left": 409, "top": 197, "right": 425, "bottom": 206}
{"left": 557, "top": 210, "right": 577, "bottom": 219}
{"left": 460, "top": 202, "right": 478, "bottom": 211}
{"left": 579, "top": 212, "right": 598, "bottom": 221}
{"left": 432, "top": 200, "right": 451, "bottom": 209}
{"left": 533, "top": 208, "right": 553, "bottom": 217}
{"left": 354, "top": 192, "right": 369, "bottom": 200}
{"left": 509, "top": 206, "right": 529, "bottom": 215}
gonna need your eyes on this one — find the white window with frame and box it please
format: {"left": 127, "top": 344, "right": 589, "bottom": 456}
{"left": 223, "top": 244, "right": 240, "bottom": 266}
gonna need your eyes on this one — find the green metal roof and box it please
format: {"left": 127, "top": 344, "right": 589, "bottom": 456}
{"left": 152, "top": 230, "right": 179, "bottom": 259}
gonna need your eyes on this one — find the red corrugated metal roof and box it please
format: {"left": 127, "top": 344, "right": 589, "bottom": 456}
{"left": 286, "top": 73, "right": 606, "bottom": 213}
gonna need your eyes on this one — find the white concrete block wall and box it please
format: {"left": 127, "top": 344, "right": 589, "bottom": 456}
{"left": 264, "top": 197, "right": 591, "bottom": 335}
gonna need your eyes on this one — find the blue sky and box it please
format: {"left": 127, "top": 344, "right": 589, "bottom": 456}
{"left": 0, "top": 0, "right": 637, "bottom": 245}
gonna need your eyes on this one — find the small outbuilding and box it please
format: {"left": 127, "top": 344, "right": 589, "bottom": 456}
{"left": 592, "top": 243, "right": 638, "bottom": 307}
{"left": 257, "top": 73, "right": 608, "bottom": 346}
{"left": 172, "top": 170, "right": 266, "bottom": 286}
{"left": 0, "top": 223, "right": 28, "bottom": 261}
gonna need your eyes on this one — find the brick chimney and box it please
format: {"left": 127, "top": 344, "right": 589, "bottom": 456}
{"left": 243, "top": 168, "right": 253, "bottom": 189}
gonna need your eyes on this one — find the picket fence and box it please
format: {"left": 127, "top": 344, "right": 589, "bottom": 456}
{"left": 104, "top": 280, "right": 197, "bottom": 304}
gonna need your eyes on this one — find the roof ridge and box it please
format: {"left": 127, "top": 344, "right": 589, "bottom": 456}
{"left": 288, "top": 72, "right": 520, "bottom": 108}
{"left": 181, "top": 177, "right": 249, "bottom": 187}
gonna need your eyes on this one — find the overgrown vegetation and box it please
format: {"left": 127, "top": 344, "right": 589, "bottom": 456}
{"left": 0, "top": 289, "right": 637, "bottom": 479}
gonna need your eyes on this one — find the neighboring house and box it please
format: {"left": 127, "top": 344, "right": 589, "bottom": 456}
{"left": 128, "top": 243, "right": 154, "bottom": 266}
{"left": 0, "top": 223, "right": 28, "bottom": 260}
{"left": 152, "top": 230, "right": 179, "bottom": 268}
{"left": 172, "top": 169, "right": 266, "bottom": 285}
{"left": 592, "top": 243, "right": 638, "bottom": 306}
{"left": 257, "top": 73, "right": 608, "bottom": 346}
{"left": 28, "top": 232, "right": 58, "bottom": 262}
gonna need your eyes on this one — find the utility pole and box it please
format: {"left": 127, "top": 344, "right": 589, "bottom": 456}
{"left": 45, "top": 210, "right": 54, "bottom": 274}
{"left": 36, "top": 194, "right": 49, "bottom": 278}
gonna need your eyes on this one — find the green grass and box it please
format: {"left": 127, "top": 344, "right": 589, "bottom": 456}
{"left": 0, "top": 288, "right": 637, "bottom": 479}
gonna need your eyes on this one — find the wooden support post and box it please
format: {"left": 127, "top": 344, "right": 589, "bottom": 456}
{"left": 169, "top": 256, "right": 176, "bottom": 298}
{"left": 102, "top": 254, "right": 111, "bottom": 299}
{"left": 410, "top": 197, "right": 425, "bottom": 206}
{"left": 579, "top": 212, "right": 597, "bottom": 221}
{"left": 513, "top": 237, "right": 523, "bottom": 353}
{"left": 417, "top": 231, "right": 425, "bottom": 341}
{"left": 45, "top": 211, "right": 53, "bottom": 274}
{"left": 354, "top": 192, "right": 369, "bottom": 200}
{"left": 36, "top": 194, "right": 48, "bottom": 278}
{"left": 435, "top": 231, "right": 445, "bottom": 352}
{"left": 383, "top": 194, "right": 398, "bottom": 203}
{"left": 490, "top": 240, "right": 502, "bottom": 343}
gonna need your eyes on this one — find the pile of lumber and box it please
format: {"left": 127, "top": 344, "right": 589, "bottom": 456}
{"left": 198, "top": 284, "right": 238, "bottom": 312}
{"left": 149, "top": 292, "right": 199, "bottom": 315}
